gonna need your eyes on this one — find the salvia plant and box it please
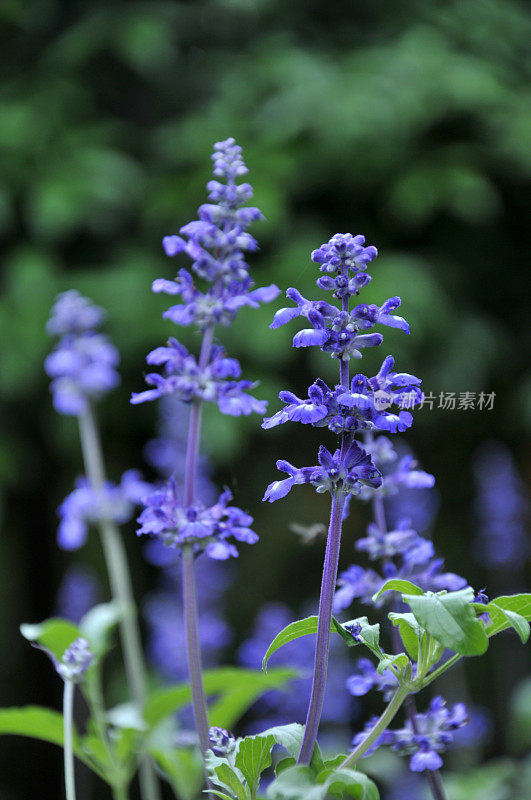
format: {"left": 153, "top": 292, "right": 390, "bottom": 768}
{"left": 1, "top": 138, "right": 529, "bottom": 800}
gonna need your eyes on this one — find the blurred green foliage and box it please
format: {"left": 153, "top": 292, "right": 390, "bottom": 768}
{"left": 0, "top": 0, "right": 530, "bottom": 797}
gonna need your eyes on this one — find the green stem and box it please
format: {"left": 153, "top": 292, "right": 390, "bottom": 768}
{"left": 78, "top": 404, "right": 160, "bottom": 800}
{"left": 112, "top": 783, "right": 130, "bottom": 800}
{"left": 340, "top": 684, "right": 410, "bottom": 769}
{"left": 63, "top": 680, "right": 77, "bottom": 800}
{"left": 84, "top": 669, "right": 120, "bottom": 776}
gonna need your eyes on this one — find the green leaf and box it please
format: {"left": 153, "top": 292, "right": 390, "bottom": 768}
{"left": 323, "top": 754, "right": 350, "bottom": 770}
{"left": 388, "top": 612, "right": 422, "bottom": 660}
{"left": 372, "top": 579, "right": 423, "bottom": 602}
{"left": 20, "top": 618, "right": 81, "bottom": 662}
{"left": 403, "top": 588, "right": 489, "bottom": 656}
{"left": 211, "top": 762, "right": 248, "bottom": 800}
{"left": 275, "top": 757, "right": 296, "bottom": 775}
{"left": 261, "top": 615, "right": 382, "bottom": 670}
{"left": 262, "top": 617, "right": 319, "bottom": 671}
{"left": 235, "top": 735, "right": 275, "bottom": 795}
{"left": 79, "top": 602, "right": 121, "bottom": 656}
{"left": 209, "top": 793, "right": 236, "bottom": 800}
{"left": 484, "top": 603, "right": 529, "bottom": 644}
{"left": 145, "top": 667, "right": 294, "bottom": 729}
{"left": 261, "top": 723, "right": 324, "bottom": 775}
{"left": 318, "top": 767, "right": 380, "bottom": 800}
{"left": 0, "top": 707, "right": 105, "bottom": 779}
{"left": 340, "top": 618, "right": 381, "bottom": 652}
{"left": 376, "top": 652, "right": 409, "bottom": 676}
{"left": 484, "top": 594, "right": 531, "bottom": 641}
{"left": 81, "top": 734, "right": 115, "bottom": 774}
{"left": 267, "top": 765, "right": 326, "bottom": 800}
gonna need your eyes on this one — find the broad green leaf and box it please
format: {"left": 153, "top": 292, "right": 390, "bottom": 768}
{"left": 372, "top": 579, "right": 423, "bottom": 602}
{"left": 20, "top": 618, "right": 81, "bottom": 662}
{"left": 318, "top": 767, "right": 380, "bottom": 800}
{"left": 484, "top": 594, "right": 531, "bottom": 641}
{"left": 262, "top": 616, "right": 382, "bottom": 671}
{"left": 235, "top": 735, "right": 275, "bottom": 794}
{"left": 267, "top": 765, "right": 326, "bottom": 800}
{"left": 388, "top": 612, "right": 421, "bottom": 660}
{"left": 79, "top": 602, "right": 121, "bottom": 656}
{"left": 261, "top": 723, "right": 324, "bottom": 775}
{"left": 484, "top": 604, "right": 529, "bottom": 644}
{"left": 145, "top": 667, "right": 294, "bottom": 729}
{"left": 404, "top": 589, "right": 488, "bottom": 656}
{"left": 262, "top": 617, "right": 319, "bottom": 671}
{"left": 212, "top": 762, "right": 248, "bottom": 800}
{"left": 0, "top": 707, "right": 105, "bottom": 779}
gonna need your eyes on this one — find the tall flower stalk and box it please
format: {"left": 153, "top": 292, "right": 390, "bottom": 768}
{"left": 45, "top": 291, "right": 159, "bottom": 800}
{"left": 263, "top": 233, "right": 419, "bottom": 762}
{"left": 132, "top": 139, "right": 279, "bottom": 767}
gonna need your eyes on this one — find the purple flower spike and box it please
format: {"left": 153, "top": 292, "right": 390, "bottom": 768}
{"left": 45, "top": 292, "right": 120, "bottom": 416}
{"left": 137, "top": 479, "right": 257, "bottom": 559}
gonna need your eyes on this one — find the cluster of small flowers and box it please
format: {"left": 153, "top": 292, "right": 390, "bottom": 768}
{"left": 354, "top": 697, "right": 468, "bottom": 772}
{"left": 56, "top": 637, "right": 93, "bottom": 682}
{"left": 57, "top": 470, "right": 152, "bottom": 550}
{"left": 208, "top": 726, "right": 236, "bottom": 757}
{"left": 137, "top": 478, "right": 258, "bottom": 560}
{"left": 45, "top": 291, "right": 120, "bottom": 415}
{"left": 263, "top": 355, "right": 422, "bottom": 438}
{"left": 263, "top": 232, "right": 425, "bottom": 503}
{"left": 271, "top": 235, "right": 408, "bottom": 362}
{"left": 132, "top": 339, "right": 266, "bottom": 417}
{"left": 131, "top": 139, "right": 277, "bottom": 560}
{"left": 131, "top": 137, "right": 279, "bottom": 413}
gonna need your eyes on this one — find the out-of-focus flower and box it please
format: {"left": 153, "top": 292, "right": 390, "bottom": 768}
{"left": 45, "top": 291, "right": 120, "bottom": 415}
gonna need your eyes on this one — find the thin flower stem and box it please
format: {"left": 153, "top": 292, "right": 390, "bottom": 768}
{"left": 182, "top": 544, "right": 211, "bottom": 754}
{"left": 299, "top": 274, "right": 351, "bottom": 765}
{"left": 63, "top": 680, "right": 77, "bottom": 800}
{"left": 78, "top": 404, "right": 159, "bottom": 800}
{"left": 181, "top": 322, "right": 216, "bottom": 794}
{"left": 298, "top": 490, "right": 347, "bottom": 764}
{"left": 369, "top": 463, "right": 447, "bottom": 800}
{"left": 340, "top": 684, "right": 410, "bottom": 769}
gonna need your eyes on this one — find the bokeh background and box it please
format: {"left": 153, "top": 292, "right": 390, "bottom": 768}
{"left": 0, "top": 0, "right": 530, "bottom": 798}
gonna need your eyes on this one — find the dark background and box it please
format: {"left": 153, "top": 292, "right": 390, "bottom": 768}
{"left": 0, "top": 0, "right": 530, "bottom": 798}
